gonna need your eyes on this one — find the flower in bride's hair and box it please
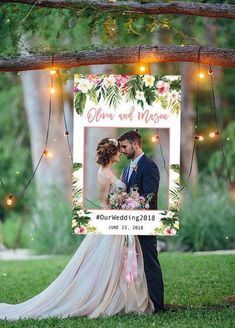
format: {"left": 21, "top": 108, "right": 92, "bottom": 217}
{"left": 108, "top": 138, "right": 118, "bottom": 147}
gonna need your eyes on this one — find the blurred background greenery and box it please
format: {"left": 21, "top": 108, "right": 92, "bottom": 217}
{"left": 0, "top": 0, "right": 234, "bottom": 254}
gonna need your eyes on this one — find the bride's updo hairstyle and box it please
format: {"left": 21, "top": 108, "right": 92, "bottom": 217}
{"left": 96, "top": 137, "right": 120, "bottom": 166}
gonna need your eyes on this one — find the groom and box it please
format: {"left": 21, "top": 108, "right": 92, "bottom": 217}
{"left": 118, "top": 130, "right": 164, "bottom": 313}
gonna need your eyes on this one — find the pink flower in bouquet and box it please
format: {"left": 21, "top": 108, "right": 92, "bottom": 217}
{"left": 126, "top": 200, "right": 139, "bottom": 209}
{"left": 130, "top": 190, "right": 140, "bottom": 200}
{"left": 74, "top": 226, "right": 87, "bottom": 234}
{"left": 165, "top": 228, "right": 176, "bottom": 235}
{"left": 156, "top": 80, "right": 170, "bottom": 96}
{"left": 139, "top": 196, "right": 145, "bottom": 203}
{"left": 126, "top": 197, "right": 134, "bottom": 203}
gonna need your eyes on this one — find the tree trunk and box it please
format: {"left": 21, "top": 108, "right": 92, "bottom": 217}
{"left": 19, "top": 37, "right": 72, "bottom": 226}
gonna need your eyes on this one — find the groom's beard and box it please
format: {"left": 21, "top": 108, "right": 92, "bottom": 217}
{"left": 126, "top": 147, "right": 135, "bottom": 160}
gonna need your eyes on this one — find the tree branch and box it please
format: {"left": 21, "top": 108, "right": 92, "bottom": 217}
{"left": 1, "top": 0, "right": 235, "bottom": 19}
{"left": 0, "top": 45, "right": 234, "bottom": 71}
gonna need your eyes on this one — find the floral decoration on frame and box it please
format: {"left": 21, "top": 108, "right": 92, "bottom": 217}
{"left": 74, "top": 74, "right": 181, "bottom": 114}
{"left": 72, "top": 163, "right": 97, "bottom": 234}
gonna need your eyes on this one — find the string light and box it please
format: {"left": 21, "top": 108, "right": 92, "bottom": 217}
{"left": 5, "top": 195, "right": 14, "bottom": 207}
{"left": 208, "top": 68, "right": 213, "bottom": 76}
{"left": 0, "top": 61, "right": 74, "bottom": 207}
{"left": 151, "top": 135, "right": 160, "bottom": 142}
{"left": 195, "top": 135, "right": 204, "bottom": 141}
{"left": 209, "top": 131, "right": 220, "bottom": 138}
{"left": 198, "top": 72, "right": 205, "bottom": 79}
{"left": 230, "top": 184, "right": 235, "bottom": 201}
{"left": 49, "top": 69, "right": 57, "bottom": 76}
{"left": 139, "top": 65, "right": 146, "bottom": 73}
{"left": 43, "top": 149, "right": 53, "bottom": 158}
{"left": 50, "top": 87, "right": 56, "bottom": 94}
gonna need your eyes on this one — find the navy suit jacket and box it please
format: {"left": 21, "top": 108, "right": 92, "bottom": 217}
{"left": 121, "top": 154, "right": 160, "bottom": 209}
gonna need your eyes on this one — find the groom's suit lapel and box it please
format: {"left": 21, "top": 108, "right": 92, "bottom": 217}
{"left": 128, "top": 154, "right": 146, "bottom": 187}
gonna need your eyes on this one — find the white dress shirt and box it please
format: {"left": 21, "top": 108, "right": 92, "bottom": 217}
{"left": 127, "top": 152, "right": 145, "bottom": 182}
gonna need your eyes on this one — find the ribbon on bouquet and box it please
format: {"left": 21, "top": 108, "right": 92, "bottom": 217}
{"left": 124, "top": 235, "right": 138, "bottom": 287}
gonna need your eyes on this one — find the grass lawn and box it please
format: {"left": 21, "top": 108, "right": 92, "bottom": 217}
{"left": 0, "top": 252, "right": 234, "bottom": 327}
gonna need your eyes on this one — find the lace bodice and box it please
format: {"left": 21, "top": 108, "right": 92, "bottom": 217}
{"left": 109, "top": 179, "right": 127, "bottom": 194}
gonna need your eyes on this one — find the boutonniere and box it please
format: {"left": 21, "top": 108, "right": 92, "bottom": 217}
{"left": 131, "top": 164, "right": 138, "bottom": 173}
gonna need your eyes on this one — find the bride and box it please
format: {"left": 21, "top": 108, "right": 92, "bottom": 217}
{"left": 0, "top": 137, "right": 154, "bottom": 321}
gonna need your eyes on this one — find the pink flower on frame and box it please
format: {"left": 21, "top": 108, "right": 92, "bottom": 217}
{"left": 165, "top": 228, "right": 176, "bottom": 235}
{"left": 156, "top": 80, "right": 170, "bottom": 96}
{"left": 74, "top": 226, "right": 86, "bottom": 234}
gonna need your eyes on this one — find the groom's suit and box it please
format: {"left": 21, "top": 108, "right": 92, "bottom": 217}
{"left": 122, "top": 154, "right": 164, "bottom": 312}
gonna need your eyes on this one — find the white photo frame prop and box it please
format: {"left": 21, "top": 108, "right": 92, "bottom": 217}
{"left": 73, "top": 74, "right": 181, "bottom": 236}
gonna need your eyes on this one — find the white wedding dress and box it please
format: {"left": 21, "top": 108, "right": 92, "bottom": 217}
{"left": 0, "top": 180, "right": 154, "bottom": 321}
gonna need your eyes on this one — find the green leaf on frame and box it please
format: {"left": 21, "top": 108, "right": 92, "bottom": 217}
{"left": 75, "top": 92, "right": 87, "bottom": 115}
{"left": 73, "top": 162, "right": 82, "bottom": 170}
{"left": 105, "top": 85, "right": 121, "bottom": 109}
{"left": 170, "top": 164, "right": 180, "bottom": 173}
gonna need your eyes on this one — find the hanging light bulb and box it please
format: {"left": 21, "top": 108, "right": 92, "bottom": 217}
{"left": 195, "top": 135, "right": 204, "bottom": 141}
{"left": 50, "top": 87, "right": 56, "bottom": 94}
{"left": 49, "top": 69, "right": 57, "bottom": 76}
{"left": 209, "top": 131, "right": 220, "bottom": 138}
{"left": 5, "top": 194, "right": 15, "bottom": 207}
{"left": 151, "top": 135, "right": 160, "bottom": 142}
{"left": 208, "top": 68, "right": 213, "bottom": 76}
{"left": 230, "top": 183, "right": 235, "bottom": 201}
{"left": 139, "top": 65, "right": 146, "bottom": 73}
{"left": 43, "top": 149, "right": 53, "bottom": 158}
{"left": 198, "top": 72, "right": 205, "bottom": 79}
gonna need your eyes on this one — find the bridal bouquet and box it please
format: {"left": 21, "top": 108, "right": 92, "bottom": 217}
{"left": 108, "top": 186, "right": 154, "bottom": 210}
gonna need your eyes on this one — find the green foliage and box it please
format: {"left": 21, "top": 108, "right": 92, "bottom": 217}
{"left": 208, "top": 121, "right": 235, "bottom": 181}
{"left": 177, "top": 176, "right": 235, "bottom": 251}
{"left": 1, "top": 212, "right": 30, "bottom": 248}
{"left": 0, "top": 73, "right": 34, "bottom": 221}
{"left": 29, "top": 187, "right": 84, "bottom": 255}
{"left": 0, "top": 253, "right": 234, "bottom": 327}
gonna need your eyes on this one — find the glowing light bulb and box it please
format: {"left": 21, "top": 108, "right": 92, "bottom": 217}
{"left": 43, "top": 149, "right": 53, "bottom": 158}
{"left": 50, "top": 87, "right": 56, "bottom": 94}
{"left": 6, "top": 195, "right": 13, "bottom": 207}
{"left": 50, "top": 69, "right": 57, "bottom": 76}
{"left": 139, "top": 65, "right": 146, "bottom": 73}
{"left": 230, "top": 184, "right": 235, "bottom": 201}
{"left": 151, "top": 135, "right": 160, "bottom": 142}
{"left": 198, "top": 72, "right": 205, "bottom": 79}
{"left": 195, "top": 135, "right": 204, "bottom": 141}
{"left": 208, "top": 69, "right": 213, "bottom": 76}
{"left": 209, "top": 131, "right": 220, "bottom": 138}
